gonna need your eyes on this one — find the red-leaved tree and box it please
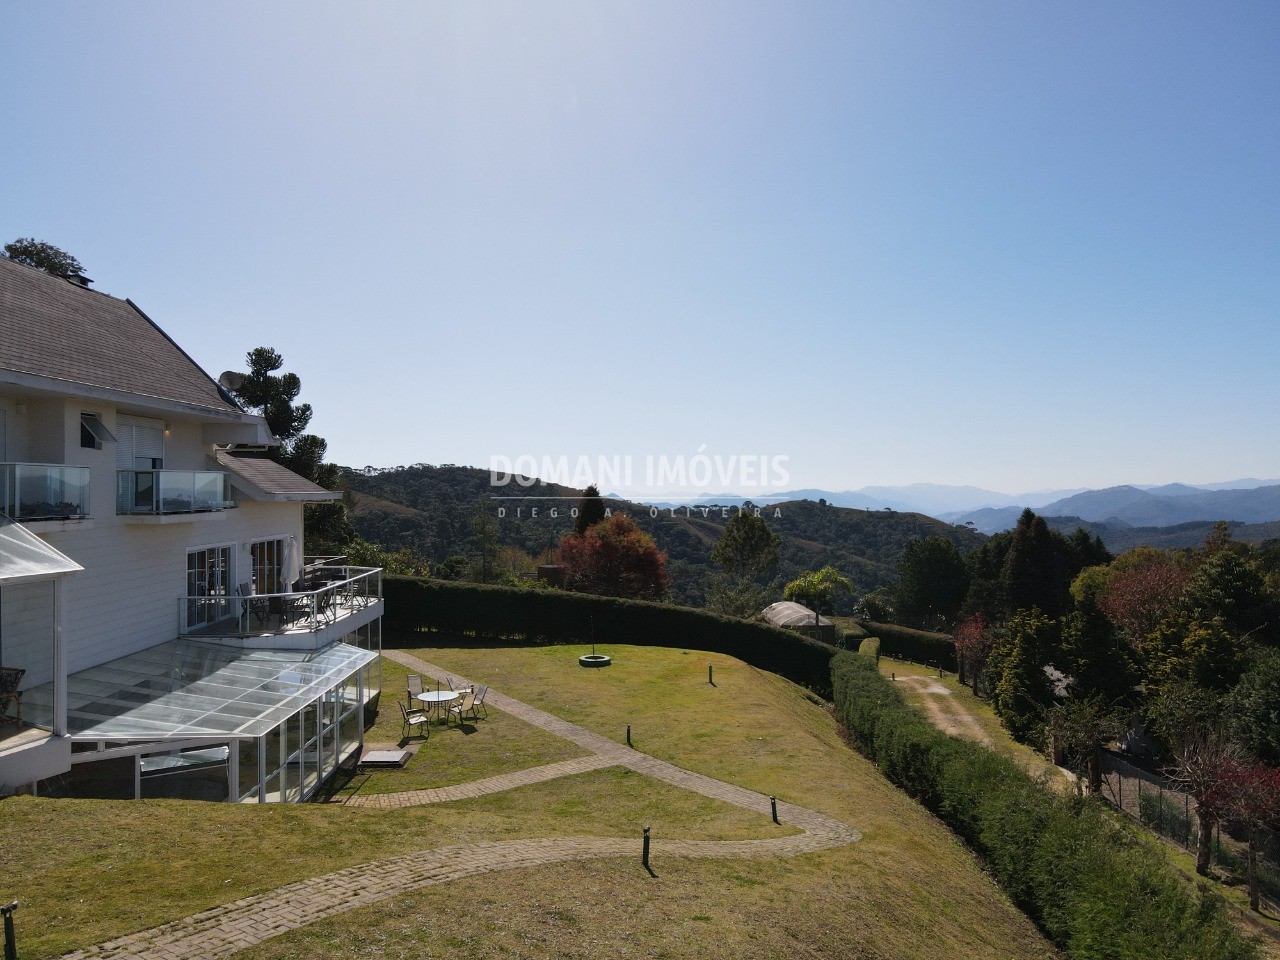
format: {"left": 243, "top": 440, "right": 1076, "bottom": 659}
{"left": 1210, "top": 761, "right": 1280, "bottom": 911}
{"left": 559, "top": 513, "right": 670, "bottom": 601}
{"left": 954, "top": 613, "right": 995, "bottom": 695}
{"left": 1099, "top": 549, "right": 1190, "bottom": 645}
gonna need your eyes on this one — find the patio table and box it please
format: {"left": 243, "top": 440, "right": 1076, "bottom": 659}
{"left": 416, "top": 689, "right": 459, "bottom": 721}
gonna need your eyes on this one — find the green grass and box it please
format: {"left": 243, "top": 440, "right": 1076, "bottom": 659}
{"left": 343, "top": 656, "right": 588, "bottom": 796}
{"left": 1, "top": 641, "right": 1055, "bottom": 960}
{"left": 878, "top": 656, "right": 1067, "bottom": 786}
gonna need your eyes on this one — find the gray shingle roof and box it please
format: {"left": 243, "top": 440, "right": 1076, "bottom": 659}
{"left": 0, "top": 257, "right": 240, "bottom": 415}
{"left": 214, "top": 451, "right": 341, "bottom": 502}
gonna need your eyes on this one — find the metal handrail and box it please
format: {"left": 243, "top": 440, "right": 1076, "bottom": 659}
{"left": 178, "top": 567, "right": 382, "bottom": 636}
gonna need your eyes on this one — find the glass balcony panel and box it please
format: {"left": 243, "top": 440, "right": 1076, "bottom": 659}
{"left": 118, "top": 470, "right": 232, "bottom": 515}
{"left": 0, "top": 579, "right": 56, "bottom": 731}
{"left": 1, "top": 463, "right": 90, "bottom": 520}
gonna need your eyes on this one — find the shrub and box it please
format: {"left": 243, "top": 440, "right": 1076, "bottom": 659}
{"left": 831, "top": 652, "right": 1255, "bottom": 960}
{"left": 857, "top": 619, "right": 956, "bottom": 669}
{"left": 383, "top": 576, "right": 841, "bottom": 696}
{"left": 857, "top": 636, "right": 881, "bottom": 662}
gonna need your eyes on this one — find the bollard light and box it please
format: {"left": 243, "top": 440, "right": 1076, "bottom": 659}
{"left": 2, "top": 900, "right": 18, "bottom": 960}
{"left": 771, "top": 796, "right": 779, "bottom": 825}
{"left": 642, "top": 825, "right": 651, "bottom": 869}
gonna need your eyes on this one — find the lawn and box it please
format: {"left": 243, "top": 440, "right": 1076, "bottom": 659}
{"left": 1, "top": 640, "right": 1055, "bottom": 960}
{"left": 337, "top": 656, "right": 589, "bottom": 796}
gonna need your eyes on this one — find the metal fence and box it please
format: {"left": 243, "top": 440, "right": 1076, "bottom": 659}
{"left": 1100, "top": 751, "right": 1279, "bottom": 915}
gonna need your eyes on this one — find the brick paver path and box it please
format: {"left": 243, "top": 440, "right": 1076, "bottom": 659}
{"left": 60, "top": 650, "right": 859, "bottom": 960}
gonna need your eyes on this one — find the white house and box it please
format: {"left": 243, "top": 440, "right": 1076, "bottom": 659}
{"left": 0, "top": 257, "right": 383, "bottom": 801}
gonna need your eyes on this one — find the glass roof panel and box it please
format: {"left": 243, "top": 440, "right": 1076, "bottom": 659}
{"left": 58, "top": 637, "right": 377, "bottom": 740}
{"left": 0, "top": 514, "right": 83, "bottom": 583}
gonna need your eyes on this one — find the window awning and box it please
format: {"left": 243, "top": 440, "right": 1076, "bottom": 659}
{"left": 0, "top": 514, "right": 83, "bottom": 583}
{"left": 58, "top": 637, "right": 377, "bottom": 741}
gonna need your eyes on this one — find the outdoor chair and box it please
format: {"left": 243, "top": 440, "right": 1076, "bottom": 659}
{"left": 407, "top": 674, "right": 424, "bottom": 701}
{"left": 399, "top": 700, "right": 431, "bottom": 741}
{"left": 472, "top": 684, "right": 489, "bottom": 719}
{"left": 448, "top": 692, "right": 478, "bottom": 725}
{"left": 0, "top": 667, "right": 24, "bottom": 726}
{"left": 314, "top": 588, "right": 337, "bottom": 626}
{"left": 445, "top": 676, "right": 455, "bottom": 691}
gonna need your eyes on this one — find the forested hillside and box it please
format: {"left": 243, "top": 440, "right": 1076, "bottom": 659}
{"left": 341, "top": 464, "right": 985, "bottom": 609}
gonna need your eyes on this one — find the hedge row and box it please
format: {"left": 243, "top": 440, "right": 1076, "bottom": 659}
{"left": 831, "top": 652, "right": 1254, "bottom": 960}
{"left": 856, "top": 636, "right": 881, "bottom": 662}
{"left": 856, "top": 619, "right": 956, "bottom": 670}
{"left": 383, "top": 576, "right": 842, "bottom": 696}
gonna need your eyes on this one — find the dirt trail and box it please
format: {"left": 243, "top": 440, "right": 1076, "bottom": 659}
{"left": 895, "top": 675, "right": 991, "bottom": 745}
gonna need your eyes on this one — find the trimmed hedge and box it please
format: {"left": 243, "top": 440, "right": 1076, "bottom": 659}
{"left": 857, "top": 619, "right": 955, "bottom": 670}
{"left": 831, "top": 652, "right": 1255, "bottom": 960}
{"left": 857, "top": 636, "right": 881, "bottom": 662}
{"left": 383, "top": 576, "right": 842, "bottom": 696}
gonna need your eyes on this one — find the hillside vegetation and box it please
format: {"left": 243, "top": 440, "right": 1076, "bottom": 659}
{"left": 342, "top": 464, "right": 984, "bottom": 608}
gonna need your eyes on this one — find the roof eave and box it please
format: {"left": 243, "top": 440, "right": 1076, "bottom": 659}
{"left": 0, "top": 369, "right": 246, "bottom": 422}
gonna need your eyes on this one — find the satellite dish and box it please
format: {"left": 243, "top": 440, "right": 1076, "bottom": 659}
{"left": 218, "top": 371, "right": 245, "bottom": 391}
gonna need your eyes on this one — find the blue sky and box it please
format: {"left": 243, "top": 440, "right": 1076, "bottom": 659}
{"left": 4, "top": 2, "right": 1278, "bottom": 495}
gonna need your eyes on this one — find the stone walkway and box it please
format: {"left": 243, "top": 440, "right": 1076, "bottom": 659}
{"left": 60, "top": 650, "right": 859, "bottom": 960}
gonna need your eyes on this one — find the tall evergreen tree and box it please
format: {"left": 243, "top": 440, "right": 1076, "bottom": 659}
{"left": 231, "top": 346, "right": 351, "bottom": 550}
{"left": 573, "top": 484, "right": 608, "bottom": 535}
{"left": 987, "top": 609, "right": 1057, "bottom": 742}
{"left": 894, "top": 535, "right": 970, "bottom": 630}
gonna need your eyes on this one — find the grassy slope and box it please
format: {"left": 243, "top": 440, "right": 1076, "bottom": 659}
{"left": 881, "top": 656, "right": 1280, "bottom": 956}
{"left": 4, "top": 642, "right": 1053, "bottom": 960}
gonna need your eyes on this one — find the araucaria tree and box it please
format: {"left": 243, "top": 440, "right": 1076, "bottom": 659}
{"left": 231, "top": 347, "right": 352, "bottom": 550}
{"left": 4, "top": 237, "right": 84, "bottom": 279}
{"left": 559, "top": 513, "right": 669, "bottom": 601}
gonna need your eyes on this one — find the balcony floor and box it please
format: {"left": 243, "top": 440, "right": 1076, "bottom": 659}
{"left": 183, "top": 595, "right": 381, "bottom": 641}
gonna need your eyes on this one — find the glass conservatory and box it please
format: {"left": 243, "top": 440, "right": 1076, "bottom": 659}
{"left": 42, "top": 635, "right": 380, "bottom": 802}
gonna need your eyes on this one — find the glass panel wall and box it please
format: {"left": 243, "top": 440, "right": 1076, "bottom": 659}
{"left": 117, "top": 471, "right": 231, "bottom": 515}
{"left": 140, "top": 746, "right": 230, "bottom": 801}
{"left": 0, "top": 579, "right": 56, "bottom": 731}
{"left": 342, "top": 620, "right": 382, "bottom": 707}
{"left": 238, "top": 738, "right": 260, "bottom": 803}
{"left": 1, "top": 464, "right": 90, "bottom": 521}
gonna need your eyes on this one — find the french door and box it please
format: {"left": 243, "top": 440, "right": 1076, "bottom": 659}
{"left": 187, "top": 545, "right": 233, "bottom": 628}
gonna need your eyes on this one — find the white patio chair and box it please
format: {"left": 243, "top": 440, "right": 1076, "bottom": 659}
{"left": 407, "top": 674, "right": 424, "bottom": 701}
{"left": 400, "top": 700, "right": 431, "bottom": 741}
{"left": 448, "top": 692, "right": 478, "bottom": 725}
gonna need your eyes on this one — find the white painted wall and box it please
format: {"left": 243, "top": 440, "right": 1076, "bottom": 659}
{"left": 21, "top": 398, "right": 308, "bottom": 674}
{"left": 44, "top": 500, "right": 303, "bottom": 674}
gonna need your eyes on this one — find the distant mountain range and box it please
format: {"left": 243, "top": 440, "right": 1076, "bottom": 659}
{"left": 615, "top": 479, "right": 1280, "bottom": 528}
{"left": 944, "top": 483, "right": 1280, "bottom": 534}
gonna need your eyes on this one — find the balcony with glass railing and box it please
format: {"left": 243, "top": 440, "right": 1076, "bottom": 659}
{"left": 0, "top": 463, "right": 91, "bottom": 521}
{"left": 179, "top": 565, "right": 383, "bottom": 641}
{"left": 117, "top": 470, "right": 233, "bottom": 517}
